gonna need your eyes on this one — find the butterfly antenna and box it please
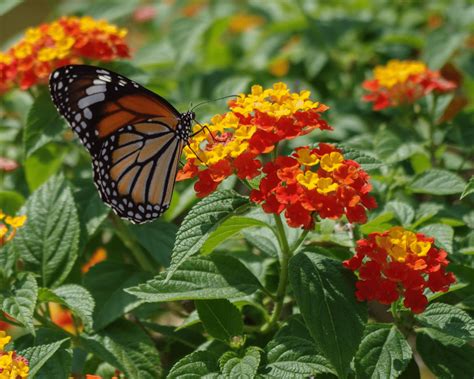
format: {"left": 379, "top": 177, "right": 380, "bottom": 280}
{"left": 190, "top": 94, "right": 238, "bottom": 112}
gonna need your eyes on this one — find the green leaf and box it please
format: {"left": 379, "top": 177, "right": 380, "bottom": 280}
{"left": 18, "top": 338, "right": 68, "bottom": 377}
{"left": 418, "top": 223, "right": 454, "bottom": 254}
{"left": 12, "top": 174, "right": 80, "bottom": 287}
{"left": 415, "top": 303, "right": 474, "bottom": 341}
{"left": 264, "top": 315, "right": 335, "bottom": 378}
{"left": 460, "top": 176, "right": 474, "bottom": 199}
{"left": 201, "top": 217, "right": 270, "bottom": 255}
{"left": 416, "top": 330, "right": 474, "bottom": 379}
{"left": 0, "top": 191, "right": 25, "bottom": 215}
{"left": 126, "top": 255, "right": 261, "bottom": 302}
{"left": 166, "top": 190, "right": 249, "bottom": 280}
{"left": 167, "top": 350, "right": 219, "bottom": 378}
{"left": 53, "top": 284, "right": 95, "bottom": 332}
{"left": 385, "top": 201, "right": 415, "bottom": 226}
{"left": 0, "top": 272, "right": 37, "bottom": 334}
{"left": 81, "top": 319, "right": 161, "bottom": 379}
{"left": 360, "top": 212, "right": 394, "bottom": 234}
{"left": 289, "top": 250, "right": 367, "bottom": 379}
{"left": 0, "top": 0, "right": 22, "bottom": 16}
{"left": 219, "top": 346, "right": 261, "bottom": 378}
{"left": 34, "top": 348, "right": 72, "bottom": 379}
{"left": 24, "top": 143, "right": 66, "bottom": 191}
{"left": 423, "top": 29, "right": 466, "bottom": 69}
{"left": 128, "top": 221, "right": 177, "bottom": 267}
{"left": 24, "top": 89, "right": 65, "bottom": 158}
{"left": 339, "top": 147, "right": 384, "bottom": 171}
{"left": 409, "top": 170, "right": 466, "bottom": 195}
{"left": 412, "top": 203, "right": 443, "bottom": 228}
{"left": 196, "top": 299, "right": 243, "bottom": 343}
{"left": 83, "top": 262, "right": 152, "bottom": 330}
{"left": 354, "top": 324, "right": 412, "bottom": 379}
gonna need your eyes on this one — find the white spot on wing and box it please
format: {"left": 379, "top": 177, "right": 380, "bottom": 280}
{"left": 78, "top": 93, "right": 105, "bottom": 109}
{"left": 86, "top": 85, "right": 106, "bottom": 95}
{"left": 84, "top": 108, "right": 92, "bottom": 120}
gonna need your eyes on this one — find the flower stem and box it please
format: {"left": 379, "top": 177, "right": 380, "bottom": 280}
{"left": 261, "top": 213, "right": 293, "bottom": 333}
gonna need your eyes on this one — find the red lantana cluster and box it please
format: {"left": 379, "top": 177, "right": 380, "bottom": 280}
{"left": 344, "top": 227, "right": 456, "bottom": 313}
{"left": 250, "top": 144, "right": 377, "bottom": 228}
{"left": 0, "top": 16, "right": 129, "bottom": 92}
{"left": 362, "top": 59, "right": 457, "bottom": 110}
{"left": 178, "top": 83, "right": 331, "bottom": 197}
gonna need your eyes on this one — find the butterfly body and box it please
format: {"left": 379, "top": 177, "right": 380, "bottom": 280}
{"left": 49, "top": 65, "right": 194, "bottom": 223}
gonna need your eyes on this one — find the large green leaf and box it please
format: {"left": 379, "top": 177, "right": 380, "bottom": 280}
{"left": 385, "top": 201, "right": 415, "bottom": 226}
{"left": 418, "top": 223, "right": 454, "bottom": 254}
{"left": 53, "top": 284, "right": 95, "bottom": 332}
{"left": 0, "top": 191, "right": 25, "bottom": 215}
{"left": 167, "top": 350, "right": 219, "bottom": 378}
{"left": 416, "top": 330, "right": 474, "bottom": 379}
{"left": 354, "top": 324, "right": 412, "bottom": 379}
{"left": 18, "top": 338, "right": 69, "bottom": 378}
{"left": 460, "top": 176, "right": 474, "bottom": 199}
{"left": 24, "top": 143, "right": 66, "bottom": 191}
{"left": 289, "top": 250, "right": 367, "bottom": 378}
{"left": 166, "top": 190, "right": 250, "bottom": 280}
{"left": 264, "top": 315, "right": 335, "bottom": 378}
{"left": 409, "top": 170, "right": 466, "bottom": 195}
{"left": 196, "top": 299, "right": 243, "bottom": 343}
{"left": 340, "top": 147, "right": 384, "bottom": 171}
{"left": 0, "top": 272, "right": 37, "bottom": 334}
{"left": 415, "top": 303, "right": 474, "bottom": 341}
{"left": 12, "top": 174, "right": 80, "bottom": 287}
{"left": 81, "top": 320, "right": 161, "bottom": 379}
{"left": 83, "top": 262, "right": 152, "bottom": 330}
{"left": 126, "top": 255, "right": 261, "bottom": 302}
{"left": 219, "top": 346, "right": 261, "bottom": 378}
{"left": 23, "top": 89, "right": 65, "bottom": 158}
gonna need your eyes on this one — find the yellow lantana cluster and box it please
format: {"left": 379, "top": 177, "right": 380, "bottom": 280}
{"left": 0, "top": 211, "right": 27, "bottom": 246}
{"left": 0, "top": 331, "right": 29, "bottom": 379}
{"left": 375, "top": 226, "right": 432, "bottom": 262}
{"left": 373, "top": 60, "right": 427, "bottom": 89}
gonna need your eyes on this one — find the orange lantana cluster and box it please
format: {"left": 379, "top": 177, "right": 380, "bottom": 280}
{"left": 0, "top": 16, "right": 130, "bottom": 92}
{"left": 362, "top": 60, "right": 457, "bottom": 110}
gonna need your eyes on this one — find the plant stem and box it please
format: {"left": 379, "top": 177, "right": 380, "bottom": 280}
{"left": 261, "top": 213, "right": 292, "bottom": 333}
{"left": 112, "top": 214, "right": 155, "bottom": 272}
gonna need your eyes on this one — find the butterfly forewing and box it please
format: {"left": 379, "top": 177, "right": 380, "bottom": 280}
{"left": 49, "top": 64, "right": 189, "bottom": 223}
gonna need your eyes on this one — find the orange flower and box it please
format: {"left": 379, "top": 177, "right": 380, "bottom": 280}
{"left": 362, "top": 60, "right": 457, "bottom": 110}
{"left": 82, "top": 247, "right": 107, "bottom": 273}
{"left": 49, "top": 303, "right": 77, "bottom": 334}
{"left": 0, "top": 16, "right": 130, "bottom": 92}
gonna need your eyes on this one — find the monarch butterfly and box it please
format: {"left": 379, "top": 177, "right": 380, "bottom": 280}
{"left": 49, "top": 64, "right": 196, "bottom": 224}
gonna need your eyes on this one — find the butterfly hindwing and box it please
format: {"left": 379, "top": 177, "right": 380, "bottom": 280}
{"left": 49, "top": 64, "right": 191, "bottom": 224}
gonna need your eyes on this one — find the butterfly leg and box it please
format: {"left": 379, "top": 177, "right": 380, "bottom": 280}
{"left": 191, "top": 120, "right": 216, "bottom": 142}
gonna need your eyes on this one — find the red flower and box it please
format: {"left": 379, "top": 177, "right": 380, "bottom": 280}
{"left": 233, "top": 153, "right": 262, "bottom": 179}
{"left": 344, "top": 226, "right": 456, "bottom": 314}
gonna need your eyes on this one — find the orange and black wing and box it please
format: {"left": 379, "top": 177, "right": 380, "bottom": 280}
{"left": 49, "top": 64, "right": 186, "bottom": 223}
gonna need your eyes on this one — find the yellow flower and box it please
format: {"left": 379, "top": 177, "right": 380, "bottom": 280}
{"left": 228, "top": 13, "right": 264, "bottom": 33}
{"left": 5, "top": 215, "right": 27, "bottom": 228}
{"left": 47, "top": 22, "right": 66, "bottom": 41}
{"left": 12, "top": 43, "right": 32, "bottom": 59}
{"left": 24, "top": 27, "right": 41, "bottom": 44}
{"left": 38, "top": 47, "right": 57, "bottom": 62}
{"left": 0, "top": 225, "right": 7, "bottom": 240}
{"left": 0, "top": 211, "right": 4, "bottom": 220}
{"left": 376, "top": 227, "right": 420, "bottom": 262}
{"left": 297, "top": 171, "right": 319, "bottom": 190}
{"left": 0, "top": 331, "right": 11, "bottom": 350}
{"left": 410, "top": 241, "right": 431, "bottom": 257}
{"left": 320, "top": 152, "right": 343, "bottom": 172}
{"left": 374, "top": 60, "right": 427, "bottom": 89}
{"left": 316, "top": 177, "right": 338, "bottom": 194}
{"left": 295, "top": 147, "right": 319, "bottom": 166}
{"left": 0, "top": 53, "right": 12, "bottom": 65}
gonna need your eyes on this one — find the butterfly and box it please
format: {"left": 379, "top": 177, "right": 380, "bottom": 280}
{"left": 49, "top": 64, "right": 195, "bottom": 224}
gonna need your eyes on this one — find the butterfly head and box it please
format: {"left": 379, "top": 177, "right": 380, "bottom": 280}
{"left": 177, "top": 111, "right": 195, "bottom": 141}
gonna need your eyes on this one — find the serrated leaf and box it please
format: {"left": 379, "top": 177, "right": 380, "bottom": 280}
{"left": 202, "top": 217, "right": 270, "bottom": 255}
{"left": 127, "top": 255, "right": 261, "bottom": 302}
{"left": 409, "top": 170, "right": 466, "bottom": 195}
{"left": 385, "top": 201, "right": 415, "bottom": 226}
{"left": 52, "top": 284, "right": 95, "bottom": 332}
{"left": 460, "top": 176, "right": 474, "bottom": 199}
{"left": 360, "top": 212, "right": 394, "bottom": 234}
{"left": 167, "top": 350, "right": 219, "bottom": 378}
{"left": 24, "top": 89, "right": 65, "bottom": 158}
{"left": 264, "top": 315, "right": 335, "bottom": 378}
{"left": 196, "top": 299, "right": 243, "bottom": 343}
{"left": 166, "top": 190, "right": 250, "bottom": 280}
{"left": 34, "top": 348, "right": 72, "bottom": 379}
{"left": 12, "top": 174, "right": 80, "bottom": 287}
{"left": 412, "top": 202, "right": 443, "bottom": 228}
{"left": 419, "top": 223, "right": 454, "bottom": 254}
{"left": 219, "top": 346, "right": 261, "bottom": 378}
{"left": 374, "top": 130, "right": 401, "bottom": 161}
{"left": 1, "top": 272, "right": 37, "bottom": 334}
{"left": 83, "top": 262, "right": 152, "bottom": 330}
{"left": 416, "top": 303, "right": 474, "bottom": 341}
{"left": 128, "top": 221, "right": 177, "bottom": 267}
{"left": 416, "top": 330, "right": 474, "bottom": 379}
{"left": 243, "top": 227, "right": 279, "bottom": 256}
{"left": 81, "top": 319, "right": 161, "bottom": 379}
{"left": 18, "top": 338, "right": 68, "bottom": 377}
{"left": 354, "top": 324, "right": 412, "bottom": 379}
{"left": 339, "top": 147, "right": 384, "bottom": 171}
{"left": 289, "top": 251, "right": 367, "bottom": 379}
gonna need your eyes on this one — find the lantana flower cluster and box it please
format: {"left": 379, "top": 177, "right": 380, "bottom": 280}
{"left": 0, "top": 211, "right": 27, "bottom": 246}
{"left": 178, "top": 83, "right": 376, "bottom": 229}
{"left": 0, "top": 331, "right": 29, "bottom": 378}
{"left": 362, "top": 59, "right": 457, "bottom": 110}
{"left": 343, "top": 227, "right": 456, "bottom": 313}
{"left": 0, "top": 16, "right": 130, "bottom": 92}
{"left": 250, "top": 144, "right": 377, "bottom": 228}
{"left": 178, "top": 83, "right": 331, "bottom": 197}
